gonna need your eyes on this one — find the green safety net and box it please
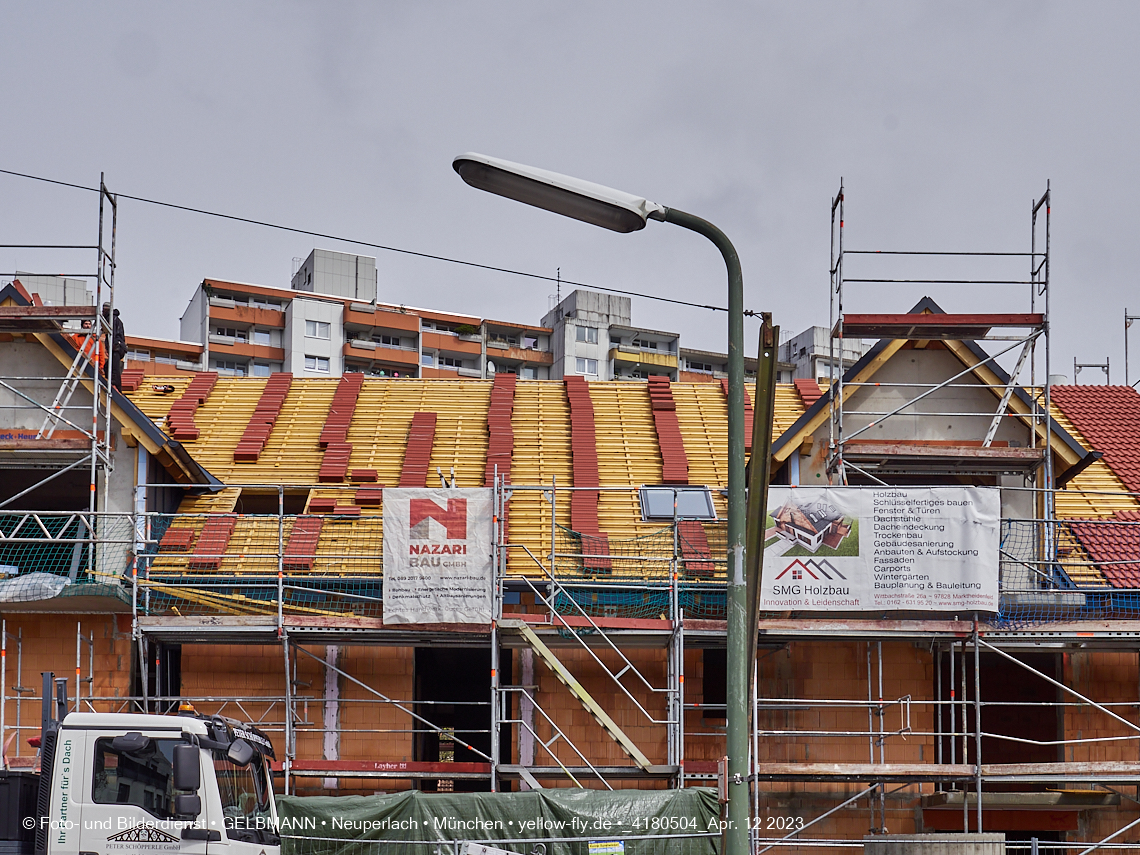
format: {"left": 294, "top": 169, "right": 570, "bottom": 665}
{"left": 277, "top": 788, "right": 719, "bottom": 855}
{"left": 8, "top": 508, "right": 1133, "bottom": 626}
{"left": 0, "top": 513, "right": 135, "bottom": 604}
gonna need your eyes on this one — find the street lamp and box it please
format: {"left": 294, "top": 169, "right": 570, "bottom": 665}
{"left": 454, "top": 153, "right": 751, "bottom": 855}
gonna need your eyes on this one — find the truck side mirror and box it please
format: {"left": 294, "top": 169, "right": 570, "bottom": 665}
{"left": 174, "top": 793, "right": 202, "bottom": 818}
{"left": 173, "top": 744, "right": 201, "bottom": 791}
{"left": 111, "top": 732, "right": 150, "bottom": 753}
{"left": 226, "top": 738, "right": 254, "bottom": 767}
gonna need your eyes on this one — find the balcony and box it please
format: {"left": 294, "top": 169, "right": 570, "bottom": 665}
{"left": 343, "top": 340, "right": 419, "bottom": 366}
{"left": 343, "top": 305, "right": 421, "bottom": 333}
{"left": 609, "top": 347, "right": 678, "bottom": 370}
{"left": 209, "top": 304, "right": 285, "bottom": 328}
{"left": 423, "top": 331, "right": 481, "bottom": 355}
{"left": 487, "top": 344, "right": 553, "bottom": 365}
{"left": 209, "top": 337, "right": 285, "bottom": 361}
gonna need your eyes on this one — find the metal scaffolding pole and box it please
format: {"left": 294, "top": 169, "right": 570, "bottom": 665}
{"left": 974, "top": 618, "right": 983, "bottom": 832}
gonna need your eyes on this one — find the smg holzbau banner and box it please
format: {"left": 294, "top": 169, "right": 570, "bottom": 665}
{"left": 383, "top": 488, "right": 494, "bottom": 625}
{"left": 759, "top": 487, "right": 1000, "bottom": 612}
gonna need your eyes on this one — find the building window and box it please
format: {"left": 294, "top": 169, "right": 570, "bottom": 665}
{"left": 576, "top": 357, "right": 598, "bottom": 375}
{"left": 688, "top": 360, "right": 714, "bottom": 373}
{"left": 251, "top": 296, "right": 280, "bottom": 309}
{"left": 252, "top": 329, "right": 272, "bottom": 345}
{"left": 154, "top": 354, "right": 181, "bottom": 366}
{"left": 376, "top": 334, "right": 403, "bottom": 347}
{"left": 214, "top": 326, "right": 247, "bottom": 342}
{"left": 439, "top": 356, "right": 463, "bottom": 368}
{"left": 632, "top": 338, "right": 658, "bottom": 350}
{"left": 126, "top": 349, "right": 150, "bottom": 361}
{"left": 213, "top": 360, "right": 246, "bottom": 376}
{"left": 252, "top": 363, "right": 272, "bottom": 377}
{"left": 520, "top": 366, "right": 537, "bottom": 380}
{"left": 305, "top": 355, "right": 330, "bottom": 373}
{"left": 575, "top": 326, "right": 599, "bottom": 344}
{"left": 639, "top": 486, "right": 717, "bottom": 521}
{"left": 305, "top": 320, "right": 331, "bottom": 339}
{"left": 421, "top": 353, "right": 434, "bottom": 366}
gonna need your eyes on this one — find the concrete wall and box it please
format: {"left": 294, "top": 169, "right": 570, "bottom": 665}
{"left": 292, "top": 249, "right": 377, "bottom": 304}
{"left": 0, "top": 337, "right": 138, "bottom": 520}
{"left": 839, "top": 348, "right": 1027, "bottom": 446}
{"left": 799, "top": 344, "right": 1042, "bottom": 519}
{"left": 180, "top": 286, "right": 208, "bottom": 344}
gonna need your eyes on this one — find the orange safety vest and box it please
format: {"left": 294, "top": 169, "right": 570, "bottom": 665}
{"left": 67, "top": 332, "right": 107, "bottom": 370}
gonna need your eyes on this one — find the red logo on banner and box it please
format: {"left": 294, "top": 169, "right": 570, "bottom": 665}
{"left": 409, "top": 498, "right": 467, "bottom": 539}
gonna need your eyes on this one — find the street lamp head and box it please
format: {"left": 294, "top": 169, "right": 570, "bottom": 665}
{"left": 453, "top": 152, "right": 666, "bottom": 234}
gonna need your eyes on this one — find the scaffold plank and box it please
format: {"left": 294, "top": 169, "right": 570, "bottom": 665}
{"left": 835, "top": 313, "right": 1044, "bottom": 339}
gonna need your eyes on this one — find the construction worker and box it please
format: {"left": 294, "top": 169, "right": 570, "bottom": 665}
{"left": 111, "top": 308, "right": 126, "bottom": 390}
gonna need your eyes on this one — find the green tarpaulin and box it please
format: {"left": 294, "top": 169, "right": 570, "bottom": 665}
{"left": 278, "top": 788, "right": 721, "bottom": 855}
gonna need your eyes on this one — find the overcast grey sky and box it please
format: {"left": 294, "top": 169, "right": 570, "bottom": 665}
{"left": 3, "top": 2, "right": 1137, "bottom": 382}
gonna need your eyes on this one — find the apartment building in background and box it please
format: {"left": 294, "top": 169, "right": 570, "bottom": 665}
{"left": 782, "top": 324, "right": 869, "bottom": 383}
{"left": 12, "top": 247, "right": 837, "bottom": 383}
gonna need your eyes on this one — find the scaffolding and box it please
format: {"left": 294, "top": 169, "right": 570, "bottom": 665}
{"left": 827, "top": 182, "right": 1053, "bottom": 519}
{"left": 0, "top": 175, "right": 118, "bottom": 517}
{"left": 1, "top": 477, "right": 1140, "bottom": 853}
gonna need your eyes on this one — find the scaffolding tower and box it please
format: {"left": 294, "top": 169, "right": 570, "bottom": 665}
{"left": 0, "top": 176, "right": 118, "bottom": 517}
{"left": 827, "top": 180, "right": 1053, "bottom": 517}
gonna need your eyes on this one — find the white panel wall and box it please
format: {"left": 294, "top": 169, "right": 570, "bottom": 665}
{"left": 285, "top": 296, "right": 345, "bottom": 376}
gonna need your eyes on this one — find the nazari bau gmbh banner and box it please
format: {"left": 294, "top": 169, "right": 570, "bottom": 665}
{"left": 759, "top": 487, "right": 1000, "bottom": 612}
{"left": 383, "top": 488, "right": 494, "bottom": 625}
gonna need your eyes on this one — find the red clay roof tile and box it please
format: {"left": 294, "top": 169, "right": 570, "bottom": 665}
{"left": 1069, "top": 512, "right": 1140, "bottom": 588}
{"left": 1051, "top": 386, "right": 1140, "bottom": 493}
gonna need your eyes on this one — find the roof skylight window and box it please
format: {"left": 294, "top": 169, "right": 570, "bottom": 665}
{"left": 639, "top": 486, "right": 717, "bottom": 521}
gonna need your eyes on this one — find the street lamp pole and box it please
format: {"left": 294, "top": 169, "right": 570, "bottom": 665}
{"left": 661, "top": 211, "right": 749, "bottom": 852}
{"left": 453, "top": 155, "right": 751, "bottom": 855}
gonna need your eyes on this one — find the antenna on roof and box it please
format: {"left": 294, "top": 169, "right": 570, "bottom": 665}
{"left": 548, "top": 268, "right": 563, "bottom": 311}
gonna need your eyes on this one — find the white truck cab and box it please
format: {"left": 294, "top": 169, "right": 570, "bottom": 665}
{"left": 2, "top": 673, "right": 281, "bottom": 855}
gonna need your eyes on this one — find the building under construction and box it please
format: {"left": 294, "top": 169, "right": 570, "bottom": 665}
{"left": 3, "top": 183, "right": 1140, "bottom": 850}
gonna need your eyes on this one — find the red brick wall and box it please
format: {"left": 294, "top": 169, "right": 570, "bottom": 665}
{"left": 0, "top": 613, "right": 132, "bottom": 763}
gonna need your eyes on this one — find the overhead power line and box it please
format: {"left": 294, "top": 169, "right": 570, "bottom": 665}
{"left": 1, "top": 167, "right": 752, "bottom": 315}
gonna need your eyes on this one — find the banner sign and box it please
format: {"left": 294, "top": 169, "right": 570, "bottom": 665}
{"left": 760, "top": 487, "right": 999, "bottom": 612}
{"left": 383, "top": 488, "right": 494, "bottom": 625}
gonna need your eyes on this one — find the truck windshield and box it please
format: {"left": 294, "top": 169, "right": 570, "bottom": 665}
{"left": 212, "top": 750, "right": 272, "bottom": 829}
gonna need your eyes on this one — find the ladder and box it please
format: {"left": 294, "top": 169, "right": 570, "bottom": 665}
{"left": 38, "top": 332, "right": 99, "bottom": 440}
{"left": 499, "top": 618, "right": 652, "bottom": 770}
